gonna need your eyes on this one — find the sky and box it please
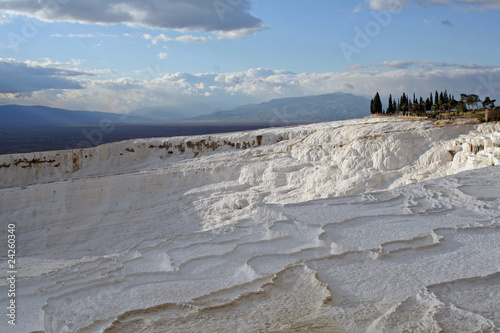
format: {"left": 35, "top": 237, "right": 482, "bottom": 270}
{"left": 0, "top": 0, "right": 499, "bottom": 115}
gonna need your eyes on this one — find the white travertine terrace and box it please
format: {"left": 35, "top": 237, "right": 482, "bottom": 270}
{"left": 0, "top": 118, "right": 499, "bottom": 332}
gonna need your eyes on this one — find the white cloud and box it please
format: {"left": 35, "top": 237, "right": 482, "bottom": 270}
{"left": 157, "top": 52, "right": 168, "bottom": 60}
{"left": 51, "top": 32, "right": 117, "bottom": 38}
{"left": 367, "top": 0, "right": 500, "bottom": 10}
{"left": 96, "top": 32, "right": 118, "bottom": 38}
{"left": 51, "top": 33, "right": 94, "bottom": 38}
{"left": 0, "top": 58, "right": 89, "bottom": 94}
{"left": 214, "top": 26, "right": 266, "bottom": 39}
{"left": 374, "top": 60, "right": 496, "bottom": 70}
{"left": 176, "top": 35, "right": 211, "bottom": 43}
{"left": 353, "top": 3, "right": 364, "bottom": 13}
{"left": 447, "top": 0, "right": 500, "bottom": 9}
{"left": 20, "top": 58, "right": 113, "bottom": 76}
{"left": 142, "top": 33, "right": 211, "bottom": 45}
{"left": 0, "top": 13, "right": 11, "bottom": 24}
{"left": 69, "top": 33, "right": 93, "bottom": 38}
{"left": 367, "top": 0, "right": 408, "bottom": 11}
{"left": 23, "top": 58, "right": 85, "bottom": 68}
{"left": 142, "top": 33, "right": 172, "bottom": 44}
{"left": 0, "top": 0, "right": 266, "bottom": 36}
{"left": 2, "top": 65, "right": 499, "bottom": 115}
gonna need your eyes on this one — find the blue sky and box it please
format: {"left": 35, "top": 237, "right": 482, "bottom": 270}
{"left": 0, "top": 0, "right": 499, "bottom": 115}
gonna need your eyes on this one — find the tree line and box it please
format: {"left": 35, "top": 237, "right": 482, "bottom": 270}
{"left": 370, "top": 90, "right": 496, "bottom": 115}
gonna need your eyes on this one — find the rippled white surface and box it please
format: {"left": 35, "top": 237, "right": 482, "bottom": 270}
{"left": 0, "top": 118, "right": 499, "bottom": 332}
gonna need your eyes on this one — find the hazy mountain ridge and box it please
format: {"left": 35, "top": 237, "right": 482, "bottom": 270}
{"left": 191, "top": 92, "right": 370, "bottom": 123}
{"left": 0, "top": 104, "right": 149, "bottom": 125}
{"left": 128, "top": 106, "right": 189, "bottom": 122}
{"left": 0, "top": 93, "right": 370, "bottom": 125}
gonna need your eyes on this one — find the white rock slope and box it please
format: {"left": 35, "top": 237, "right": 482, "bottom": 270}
{"left": 0, "top": 117, "right": 499, "bottom": 332}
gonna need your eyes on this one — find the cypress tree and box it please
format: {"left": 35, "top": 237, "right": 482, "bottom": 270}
{"left": 373, "top": 92, "right": 382, "bottom": 114}
{"left": 387, "top": 94, "right": 394, "bottom": 114}
{"left": 401, "top": 93, "right": 407, "bottom": 110}
{"left": 370, "top": 98, "right": 374, "bottom": 114}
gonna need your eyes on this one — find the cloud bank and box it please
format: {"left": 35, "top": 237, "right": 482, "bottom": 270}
{"left": 0, "top": 0, "right": 265, "bottom": 36}
{"left": 0, "top": 58, "right": 88, "bottom": 94}
{"left": 2, "top": 63, "right": 499, "bottom": 114}
{"left": 374, "top": 60, "right": 497, "bottom": 70}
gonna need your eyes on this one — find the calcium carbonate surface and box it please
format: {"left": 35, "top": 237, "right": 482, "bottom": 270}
{"left": 0, "top": 118, "right": 499, "bottom": 332}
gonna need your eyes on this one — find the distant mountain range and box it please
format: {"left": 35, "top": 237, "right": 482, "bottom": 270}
{"left": 128, "top": 106, "right": 188, "bottom": 122}
{"left": 0, "top": 104, "right": 149, "bottom": 125}
{"left": 0, "top": 93, "right": 370, "bottom": 125}
{"left": 190, "top": 93, "right": 370, "bottom": 123}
